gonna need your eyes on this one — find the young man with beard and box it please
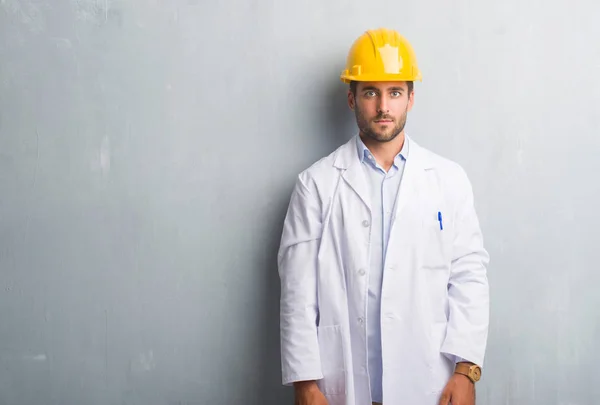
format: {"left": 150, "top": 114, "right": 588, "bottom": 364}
{"left": 278, "top": 28, "right": 490, "bottom": 405}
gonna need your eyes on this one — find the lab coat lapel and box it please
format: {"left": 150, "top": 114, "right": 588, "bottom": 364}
{"left": 333, "top": 136, "right": 371, "bottom": 213}
{"left": 390, "top": 136, "right": 431, "bottom": 236}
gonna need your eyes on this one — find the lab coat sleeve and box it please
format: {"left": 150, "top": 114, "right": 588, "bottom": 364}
{"left": 277, "top": 174, "right": 323, "bottom": 385}
{"left": 441, "top": 166, "right": 490, "bottom": 367}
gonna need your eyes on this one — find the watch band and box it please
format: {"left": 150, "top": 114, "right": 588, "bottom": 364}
{"left": 454, "top": 362, "right": 481, "bottom": 383}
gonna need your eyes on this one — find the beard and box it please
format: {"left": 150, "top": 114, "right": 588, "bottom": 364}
{"left": 355, "top": 105, "right": 408, "bottom": 143}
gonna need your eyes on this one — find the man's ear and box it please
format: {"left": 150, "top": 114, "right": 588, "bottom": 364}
{"left": 407, "top": 90, "right": 415, "bottom": 112}
{"left": 347, "top": 89, "right": 355, "bottom": 111}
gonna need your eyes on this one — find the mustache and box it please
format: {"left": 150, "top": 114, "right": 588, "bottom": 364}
{"left": 373, "top": 114, "right": 394, "bottom": 120}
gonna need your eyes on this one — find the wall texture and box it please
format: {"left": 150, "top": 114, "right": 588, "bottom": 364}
{"left": 1, "top": 1, "right": 599, "bottom": 404}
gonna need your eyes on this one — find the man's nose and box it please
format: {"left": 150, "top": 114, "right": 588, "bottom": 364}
{"left": 377, "top": 96, "right": 389, "bottom": 114}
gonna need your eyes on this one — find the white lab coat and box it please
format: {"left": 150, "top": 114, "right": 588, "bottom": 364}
{"left": 278, "top": 135, "right": 489, "bottom": 405}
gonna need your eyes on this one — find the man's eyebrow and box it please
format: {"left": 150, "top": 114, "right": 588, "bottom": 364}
{"left": 361, "top": 86, "right": 405, "bottom": 92}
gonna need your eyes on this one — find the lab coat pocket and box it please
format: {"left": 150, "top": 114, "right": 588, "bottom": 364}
{"left": 316, "top": 325, "right": 347, "bottom": 395}
{"left": 421, "top": 213, "right": 450, "bottom": 271}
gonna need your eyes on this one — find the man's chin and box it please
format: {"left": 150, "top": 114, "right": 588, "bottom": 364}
{"left": 370, "top": 132, "right": 399, "bottom": 143}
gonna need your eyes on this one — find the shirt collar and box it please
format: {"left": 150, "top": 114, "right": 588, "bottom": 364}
{"left": 355, "top": 134, "right": 410, "bottom": 165}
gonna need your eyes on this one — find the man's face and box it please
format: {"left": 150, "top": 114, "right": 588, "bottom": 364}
{"left": 348, "top": 81, "right": 414, "bottom": 143}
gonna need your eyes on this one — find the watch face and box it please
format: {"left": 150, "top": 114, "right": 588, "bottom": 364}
{"left": 470, "top": 366, "right": 482, "bottom": 381}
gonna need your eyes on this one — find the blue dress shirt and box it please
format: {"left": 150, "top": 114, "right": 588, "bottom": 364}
{"left": 356, "top": 135, "right": 408, "bottom": 403}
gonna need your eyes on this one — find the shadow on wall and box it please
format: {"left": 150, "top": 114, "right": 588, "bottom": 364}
{"left": 321, "top": 77, "right": 356, "bottom": 152}
{"left": 256, "top": 192, "right": 294, "bottom": 405}
{"left": 255, "top": 64, "right": 355, "bottom": 405}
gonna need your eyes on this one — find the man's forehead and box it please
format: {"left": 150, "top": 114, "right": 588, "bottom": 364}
{"left": 356, "top": 81, "right": 408, "bottom": 91}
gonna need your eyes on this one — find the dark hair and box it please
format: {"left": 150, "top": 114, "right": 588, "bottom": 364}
{"left": 350, "top": 80, "right": 414, "bottom": 95}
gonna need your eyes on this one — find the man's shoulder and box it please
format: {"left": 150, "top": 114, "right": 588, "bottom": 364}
{"left": 415, "top": 141, "right": 473, "bottom": 194}
{"left": 417, "top": 142, "right": 468, "bottom": 176}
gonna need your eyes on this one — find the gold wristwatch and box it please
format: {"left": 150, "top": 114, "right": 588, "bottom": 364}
{"left": 454, "top": 362, "right": 481, "bottom": 383}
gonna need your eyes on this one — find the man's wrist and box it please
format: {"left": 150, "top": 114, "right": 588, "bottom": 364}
{"left": 454, "top": 361, "right": 482, "bottom": 384}
{"left": 453, "top": 371, "right": 474, "bottom": 383}
{"left": 293, "top": 380, "right": 319, "bottom": 393}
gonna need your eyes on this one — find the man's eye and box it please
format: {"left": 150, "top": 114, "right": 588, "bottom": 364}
{"left": 391, "top": 91, "right": 401, "bottom": 97}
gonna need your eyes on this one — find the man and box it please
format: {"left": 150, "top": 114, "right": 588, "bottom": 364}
{"left": 278, "top": 28, "right": 490, "bottom": 405}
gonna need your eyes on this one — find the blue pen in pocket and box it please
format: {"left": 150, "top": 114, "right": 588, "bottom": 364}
{"left": 437, "top": 211, "right": 443, "bottom": 230}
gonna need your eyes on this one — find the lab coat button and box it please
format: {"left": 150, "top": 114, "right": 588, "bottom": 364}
{"left": 358, "top": 317, "right": 364, "bottom": 325}
{"left": 358, "top": 268, "right": 366, "bottom": 276}
{"left": 362, "top": 220, "right": 370, "bottom": 227}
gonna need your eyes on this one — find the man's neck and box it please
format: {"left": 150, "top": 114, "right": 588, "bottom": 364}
{"left": 360, "top": 132, "right": 406, "bottom": 172}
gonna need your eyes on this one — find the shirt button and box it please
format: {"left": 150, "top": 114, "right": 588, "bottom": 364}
{"left": 358, "top": 317, "right": 364, "bottom": 325}
{"left": 362, "top": 220, "right": 370, "bottom": 227}
{"left": 358, "top": 269, "right": 366, "bottom": 276}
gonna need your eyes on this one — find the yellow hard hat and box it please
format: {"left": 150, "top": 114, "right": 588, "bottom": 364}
{"left": 340, "top": 28, "right": 422, "bottom": 83}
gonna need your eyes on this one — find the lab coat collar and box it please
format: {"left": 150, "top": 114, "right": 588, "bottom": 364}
{"left": 333, "top": 133, "right": 434, "bottom": 215}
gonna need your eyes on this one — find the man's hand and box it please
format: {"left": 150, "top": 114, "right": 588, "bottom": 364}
{"left": 294, "top": 381, "right": 328, "bottom": 405}
{"left": 438, "top": 373, "right": 475, "bottom": 405}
